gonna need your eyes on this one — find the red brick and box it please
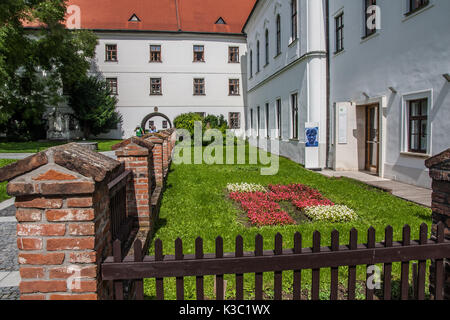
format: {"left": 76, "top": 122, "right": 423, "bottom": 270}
{"left": 16, "top": 209, "right": 42, "bottom": 222}
{"left": 68, "top": 223, "right": 95, "bottom": 236}
{"left": 40, "top": 181, "right": 95, "bottom": 195}
{"left": 21, "top": 294, "right": 46, "bottom": 300}
{"left": 15, "top": 197, "right": 63, "bottom": 209}
{"left": 0, "top": 152, "right": 47, "bottom": 182}
{"left": 69, "top": 252, "right": 96, "bottom": 264}
{"left": 68, "top": 279, "right": 97, "bottom": 293}
{"left": 49, "top": 266, "right": 97, "bottom": 279}
{"left": 20, "top": 280, "right": 66, "bottom": 293}
{"left": 17, "top": 224, "right": 66, "bottom": 236}
{"left": 33, "top": 169, "right": 77, "bottom": 181}
{"left": 46, "top": 209, "right": 95, "bottom": 222}
{"left": 67, "top": 197, "right": 93, "bottom": 208}
{"left": 19, "top": 253, "right": 65, "bottom": 265}
{"left": 20, "top": 267, "right": 45, "bottom": 279}
{"left": 50, "top": 293, "right": 97, "bottom": 300}
{"left": 47, "top": 237, "right": 95, "bottom": 251}
{"left": 17, "top": 238, "right": 43, "bottom": 250}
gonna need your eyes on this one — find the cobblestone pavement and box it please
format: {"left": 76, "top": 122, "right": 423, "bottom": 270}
{"left": 0, "top": 203, "right": 19, "bottom": 300}
{"left": 0, "top": 287, "right": 20, "bottom": 300}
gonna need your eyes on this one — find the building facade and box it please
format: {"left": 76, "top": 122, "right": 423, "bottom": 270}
{"left": 328, "top": 0, "right": 450, "bottom": 188}
{"left": 47, "top": 0, "right": 449, "bottom": 189}
{"left": 60, "top": 0, "right": 256, "bottom": 139}
{"left": 243, "top": 0, "right": 328, "bottom": 168}
{"left": 93, "top": 32, "right": 248, "bottom": 138}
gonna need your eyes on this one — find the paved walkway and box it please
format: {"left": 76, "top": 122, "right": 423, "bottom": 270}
{"left": 319, "top": 170, "right": 432, "bottom": 208}
{"left": 0, "top": 151, "right": 116, "bottom": 160}
{"left": 0, "top": 199, "right": 19, "bottom": 300}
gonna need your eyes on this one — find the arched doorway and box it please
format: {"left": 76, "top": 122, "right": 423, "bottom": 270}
{"left": 141, "top": 112, "right": 173, "bottom": 131}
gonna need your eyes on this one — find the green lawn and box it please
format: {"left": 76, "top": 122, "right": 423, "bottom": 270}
{"left": 0, "top": 159, "right": 17, "bottom": 202}
{"left": 144, "top": 144, "right": 432, "bottom": 300}
{"left": 0, "top": 140, "right": 122, "bottom": 153}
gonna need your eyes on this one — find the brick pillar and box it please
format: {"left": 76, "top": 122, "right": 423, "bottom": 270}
{"left": 426, "top": 148, "right": 450, "bottom": 299}
{"left": 113, "top": 138, "right": 154, "bottom": 229}
{"left": 145, "top": 136, "right": 164, "bottom": 187}
{"left": 0, "top": 144, "right": 123, "bottom": 300}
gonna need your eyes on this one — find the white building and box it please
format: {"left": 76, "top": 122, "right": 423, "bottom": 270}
{"left": 56, "top": 0, "right": 449, "bottom": 189}
{"left": 328, "top": 0, "right": 450, "bottom": 188}
{"left": 243, "top": 0, "right": 328, "bottom": 168}
{"left": 64, "top": 0, "right": 256, "bottom": 138}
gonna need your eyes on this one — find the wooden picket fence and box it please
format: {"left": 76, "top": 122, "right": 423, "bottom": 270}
{"left": 101, "top": 223, "right": 449, "bottom": 300}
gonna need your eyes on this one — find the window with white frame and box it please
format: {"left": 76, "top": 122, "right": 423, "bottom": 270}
{"left": 407, "top": 98, "right": 428, "bottom": 153}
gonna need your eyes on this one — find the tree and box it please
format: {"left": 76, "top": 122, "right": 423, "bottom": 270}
{"left": 0, "top": 0, "right": 98, "bottom": 140}
{"left": 68, "top": 76, "right": 122, "bottom": 139}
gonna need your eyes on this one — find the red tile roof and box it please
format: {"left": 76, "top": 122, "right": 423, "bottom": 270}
{"left": 60, "top": 0, "right": 256, "bottom": 34}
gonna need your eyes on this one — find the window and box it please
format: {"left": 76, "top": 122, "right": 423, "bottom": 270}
{"left": 150, "top": 78, "right": 162, "bottom": 95}
{"left": 193, "top": 78, "right": 205, "bottom": 95}
{"left": 256, "top": 41, "right": 260, "bottom": 73}
{"left": 250, "top": 109, "right": 254, "bottom": 131}
{"left": 162, "top": 121, "right": 168, "bottom": 129}
{"left": 408, "top": 0, "right": 429, "bottom": 14}
{"left": 364, "top": 0, "right": 377, "bottom": 37}
{"left": 150, "top": 45, "right": 161, "bottom": 62}
{"left": 276, "top": 99, "right": 282, "bottom": 138}
{"left": 106, "top": 78, "right": 118, "bottom": 95}
{"left": 250, "top": 50, "right": 253, "bottom": 78}
{"left": 229, "top": 47, "right": 239, "bottom": 63}
{"left": 408, "top": 98, "right": 428, "bottom": 153}
{"left": 193, "top": 45, "right": 205, "bottom": 62}
{"left": 105, "top": 44, "right": 117, "bottom": 62}
{"left": 291, "top": 1, "right": 298, "bottom": 41}
{"left": 229, "top": 112, "right": 241, "bottom": 129}
{"left": 196, "top": 112, "right": 206, "bottom": 118}
{"left": 335, "top": 13, "right": 344, "bottom": 53}
{"left": 291, "top": 93, "right": 298, "bottom": 139}
{"left": 276, "top": 15, "right": 281, "bottom": 55}
{"left": 229, "top": 79, "right": 240, "bottom": 96}
{"left": 265, "top": 103, "right": 270, "bottom": 138}
{"left": 257, "top": 106, "right": 261, "bottom": 137}
{"left": 265, "top": 29, "right": 269, "bottom": 66}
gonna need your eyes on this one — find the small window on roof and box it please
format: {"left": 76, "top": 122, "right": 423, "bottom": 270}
{"left": 129, "top": 14, "right": 141, "bottom": 22}
{"left": 215, "top": 17, "right": 226, "bottom": 24}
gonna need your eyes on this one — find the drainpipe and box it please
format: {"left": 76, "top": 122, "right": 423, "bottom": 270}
{"left": 325, "top": 0, "right": 331, "bottom": 169}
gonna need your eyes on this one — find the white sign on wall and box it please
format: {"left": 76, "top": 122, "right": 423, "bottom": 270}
{"left": 338, "top": 105, "right": 347, "bottom": 144}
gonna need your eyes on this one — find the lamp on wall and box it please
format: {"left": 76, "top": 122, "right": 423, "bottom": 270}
{"left": 389, "top": 87, "right": 397, "bottom": 94}
{"left": 443, "top": 74, "right": 450, "bottom": 82}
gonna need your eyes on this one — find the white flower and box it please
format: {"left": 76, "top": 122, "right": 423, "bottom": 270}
{"left": 304, "top": 205, "right": 357, "bottom": 223}
{"left": 227, "top": 183, "right": 266, "bottom": 193}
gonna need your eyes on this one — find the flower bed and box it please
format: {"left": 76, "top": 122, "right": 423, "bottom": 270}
{"left": 228, "top": 183, "right": 357, "bottom": 226}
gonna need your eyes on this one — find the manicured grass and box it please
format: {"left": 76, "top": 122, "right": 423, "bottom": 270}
{"left": 143, "top": 144, "right": 431, "bottom": 300}
{"left": 0, "top": 159, "right": 17, "bottom": 202}
{"left": 0, "top": 140, "right": 122, "bottom": 153}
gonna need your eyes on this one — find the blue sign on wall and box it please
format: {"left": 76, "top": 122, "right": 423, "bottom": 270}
{"left": 305, "top": 127, "right": 319, "bottom": 147}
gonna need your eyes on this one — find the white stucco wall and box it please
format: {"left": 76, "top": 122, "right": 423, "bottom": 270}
{"left": 328, "top": 0, "right": 450, "bottom": 188}
{"left": 89, "top": 32, "right": 248, "bottom": 138}
{"left": 244, "top": 0, "right": 328, "bottom": 167}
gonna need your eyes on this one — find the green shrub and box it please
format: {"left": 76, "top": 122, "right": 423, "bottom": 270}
{"left": 174, "top": 113, "right": 230, "bottom": 145}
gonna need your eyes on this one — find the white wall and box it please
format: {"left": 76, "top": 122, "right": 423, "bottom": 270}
{"left": 244, "top": 0, "right": 328, "bottom": 167}
{"left": 90, "top": 32, "right": 248, "bottom": 138}
{"left": 329, "top": 0, "right": 450, "bottom": 188}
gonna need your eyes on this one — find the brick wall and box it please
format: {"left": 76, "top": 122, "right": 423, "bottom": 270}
{"left": 0, "top": 144, "right": 123, "bottom": 300}
{"left": 113, "top": 137, "right": 155, "bottom": 229}
{"left": 426, "top": 148, "right": 450, "bottom": 299}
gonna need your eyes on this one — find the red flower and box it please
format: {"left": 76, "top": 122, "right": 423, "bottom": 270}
{"left": 229, "top": 183, "right": 334, "bottom": 227}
